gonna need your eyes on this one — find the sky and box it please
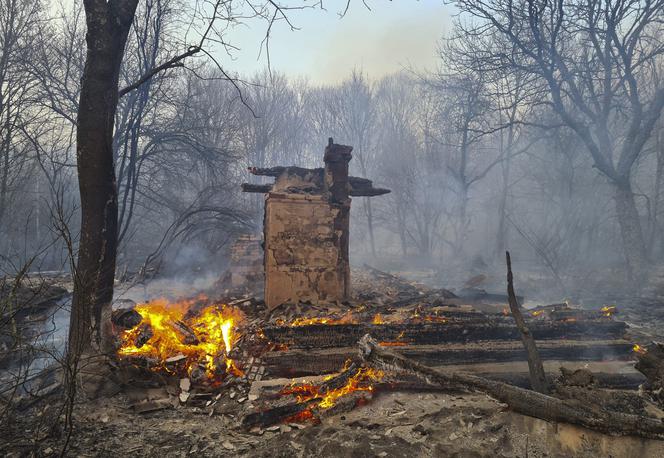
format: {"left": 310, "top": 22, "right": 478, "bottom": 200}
{"left": 222, "top": 0, "right": 454, "bottom": 84}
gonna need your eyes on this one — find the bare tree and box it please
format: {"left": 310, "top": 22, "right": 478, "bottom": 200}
{"left": 452, "top": 0, "right": 664, "bottom": 281}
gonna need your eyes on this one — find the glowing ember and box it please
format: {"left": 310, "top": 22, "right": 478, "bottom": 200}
{"left": 281, "top": 366, "right": 384, "bottom": 411}
{"left": 117, "top": 295, "right": 244, "bottom": 380}
{"left": 290, "top": 310, "right": 357, "bottom": 326}
{"left": 601, "top": 305, "right": 617, "bottom": 317}
{"left": 633, "top": 344, "right": 646, "bottom": 354}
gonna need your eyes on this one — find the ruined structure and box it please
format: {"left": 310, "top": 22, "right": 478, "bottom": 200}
{"left": 242, "top": 139, "right": 390, "bottom": 309}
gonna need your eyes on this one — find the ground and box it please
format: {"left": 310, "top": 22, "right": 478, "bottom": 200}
{"left": 4, "top": 268, "right": 664, "bottom": 457}
{"left": 5, "top": 387, "right": 664, "bottom": 457}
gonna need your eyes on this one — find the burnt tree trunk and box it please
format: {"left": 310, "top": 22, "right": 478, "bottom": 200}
{"left": 613, "top": 180, "right": 648, "bottom": 283}
{"left": 69, "top": 0, "right": 138, "bottom": 359}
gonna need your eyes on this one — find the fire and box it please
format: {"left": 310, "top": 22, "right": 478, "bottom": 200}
{"left": 281, "top": 365, "right": 384, "bottom": 412}
{"left": 117, "top": 295, "right": 244, "bottom": 381}
{"left": 633, "top": 344, "right": 646, "bottom": 354}
{"left": 601, "top": 305, "right": 617, "bottom": 317}
{"left": 290, "top": 310, "right": 357, "bottom": 326}
{"left": 531, "top": 310, "right": 545, "bottom": 317}
{"left": 372, "top": 314, "right": 384, "bottom": 325}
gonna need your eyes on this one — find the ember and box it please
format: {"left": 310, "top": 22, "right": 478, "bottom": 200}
{"left": 281, "top": 365, "right": 384, "bottom": 410}
{"left": 117, "top": 295, "right": 244, "bottom": 381}
{"left": 601, "top": 305, "right": 617, "bottom": 317}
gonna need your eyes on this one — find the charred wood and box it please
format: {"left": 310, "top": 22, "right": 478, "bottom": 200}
{"left": 261, "top": 320, "right": 627, "bottom": 349}
{"left": 262, "top": 341, "right": 635, "bottom": 378}
{"left": 134, "top": 324, "right": 153, "bottom": 348}
{"left": 241, "top": 183, "right": 273, "bottom": 193}
{"left": 111, "top": 308, "right": 142, "bottom": 330}
{"left": 359, "top": 335, "right": 664, "bottom": 440}
{"left": 506, "top": 251, "right": 549, "bottom": 393}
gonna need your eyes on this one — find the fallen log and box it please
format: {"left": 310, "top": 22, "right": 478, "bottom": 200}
{"left": 262, "top": 340, "right": 635, "bottom": 378}
{"left": 241, "top": 398, "right": 319, "bottom": 428}
{"left": 358, "top": 335, "right": 664, "bottom": 440}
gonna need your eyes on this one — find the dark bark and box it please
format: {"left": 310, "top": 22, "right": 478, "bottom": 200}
{"left": 261, "top": 320, "right": 627, "bottom": 349}
{"left": 359, "top": 335, "right": 664, "bottom": 440}
{"left": 506, "top": 251, "right": 549, "bottom": 393}
{"left": 69, "top": 0, "right": 138, "bottom": 358}
{"left": 263, "top": 340, "right": 634, "bottom": 378}
{"left": 613, "top": 181, "right": 648, "bottom": 282}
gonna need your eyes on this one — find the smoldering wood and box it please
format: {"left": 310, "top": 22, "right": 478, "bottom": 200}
{"left": 111, "top": 308, "right": 142, "bottom": 329}
{"left": 241, "top": 398, "right": 320, "bottom": 428}
{"left": 359, "top": 335, "right": 664, "bottom": 440}
{"left": 261, "top": 320, "right": 627, "bottom": 349}
{"left": 134, "top": 323, "right": 153, "bottom": 348}
{"left": 506, "top": 251, "right": 550, "bottom": 393}
{"left": 634, "top": 342, "right": 664, "bottom": 389}
{"left": 167, "top": 319, "right": 199, "bottom": 345}
{"left": 261, "top": 340, "right": 635, "bottom": 378}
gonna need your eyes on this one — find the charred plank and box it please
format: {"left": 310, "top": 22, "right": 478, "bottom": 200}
{"left": 262, "top": 340, "right": 635, "bottom": 378}
{"left": 261, "top": 320, "right": 627, "bottom": 349}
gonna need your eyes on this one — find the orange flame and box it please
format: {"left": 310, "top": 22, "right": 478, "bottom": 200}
{"left": 601, "top": 305, "right": 617, "bottom": 317}
{"left": 117, "top": 295, "right": 244, "bottom": 380}
{"left": 281, "top": 366, "right": 384, "bottom": 411}
{"left": 290, "top": 310, "right": 357, "bottom": 326}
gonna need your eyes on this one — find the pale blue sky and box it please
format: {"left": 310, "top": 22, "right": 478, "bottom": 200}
{"left": 224, "top": 0, "right": 454, "bottom": 83}
{"left": 55, "top": 0, "right": 453, "bottom": 84}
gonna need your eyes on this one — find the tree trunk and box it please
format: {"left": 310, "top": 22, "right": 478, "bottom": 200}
{"left": 613, "top": 180, "right": 648, "bottom": 284}
{"left": 69, "top": 0, "right": 137, "bottom": 359}
{"left": 495, "top": 158, "right": 510, "bottom": 257}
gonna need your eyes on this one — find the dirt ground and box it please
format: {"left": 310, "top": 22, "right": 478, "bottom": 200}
{"left": 5, "top": 387, "right": 664, "bottom": 457}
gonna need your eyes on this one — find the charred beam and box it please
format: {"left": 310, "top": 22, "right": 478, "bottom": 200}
{"left": 262, "top": 340, "right": 635, "bottom": 378}
{"left": 359, "top": 335, "right": 664, "bottom": 440}
{"left": 261, "top": 320, "right": 627, "bottom": 349}
{"left": 241, "top": 183, "right": 273, "bottom": 193}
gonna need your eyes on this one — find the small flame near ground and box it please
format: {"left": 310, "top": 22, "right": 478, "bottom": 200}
{"left": 601, "top": 305, "right": 617, "bottom": 317}
{"left": 633, "top": 344, "right": 646, "bottom": 354}
{"left": 117, "top": 295, "right": 244, "bottom": 380}
{"left": 280, "top": 365, "right": 384, "bottom": 413}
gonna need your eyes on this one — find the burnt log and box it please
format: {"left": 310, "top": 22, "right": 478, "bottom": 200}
{"left": 262, "top": 340, "right": 635, "bottom": 378}
{"left": 111, "top": 307, "right": 142, "bottom": 329}
{"left": 167, "top": 319, "right": 198, "bottom": 345}
{"left": 241, "top": 183, "right": 273, "bottom": 193}
{"left": 635, "top": 342, "right": 664, "bottom": 389}
{"left": 261, "top": 320, "right": 627, "bottom": 349}
{"left": 359, "top": 335, "right": 664, "bottom": 440}
{"left": 134, "top": 323, "right": 153, "bottom": 348}
{"left": 241, "top": 398, "right": 319, "bottom": 428}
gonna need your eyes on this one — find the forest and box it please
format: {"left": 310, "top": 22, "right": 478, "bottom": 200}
{"left": 3, "top": 0, "right": 664, "bottom": 456}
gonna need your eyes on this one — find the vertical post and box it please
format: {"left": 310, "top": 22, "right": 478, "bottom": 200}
{"left": 324, "top": 138, "right": 353, "bottom": 300}
{"left": 324, "top": 137, "right": 353, "bottom": 204}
